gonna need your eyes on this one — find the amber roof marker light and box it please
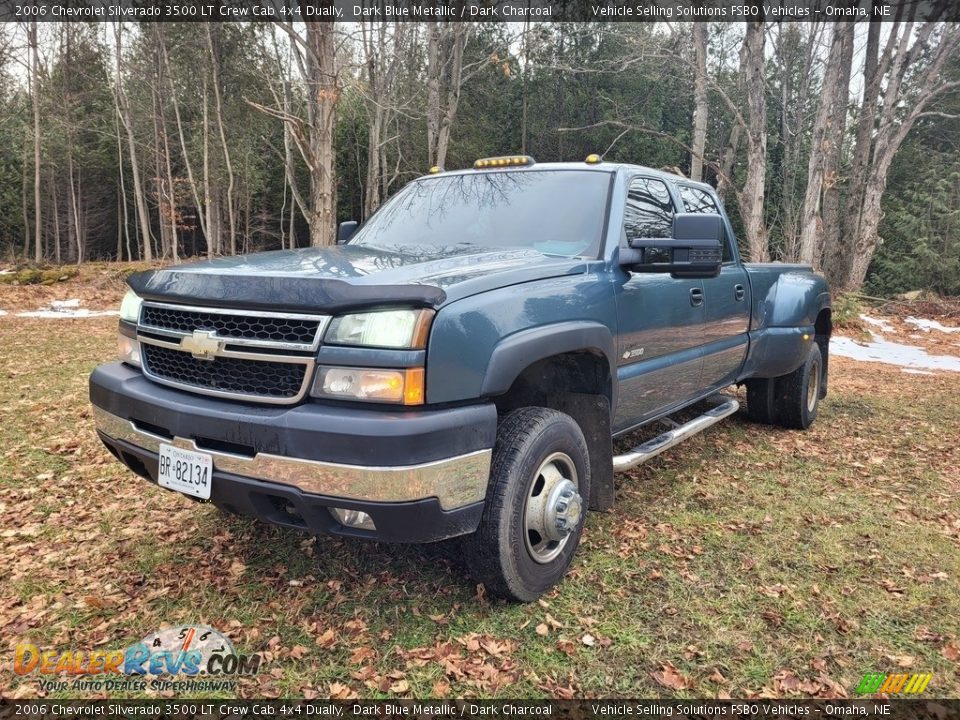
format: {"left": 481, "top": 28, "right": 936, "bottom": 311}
{"left": 585, "top": 153, "right": 602, "bottom": 164}
{"left": 474, "top": 155, "right": 536, "bottom": 170}
{"left": 428, "top": 166, "right": 443, "bottom": 174}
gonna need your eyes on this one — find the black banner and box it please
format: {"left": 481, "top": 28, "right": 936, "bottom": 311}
{"left": 1, "top": 0, "right": 958, "bottom": 23}
{"left": 2, "top": 700, "right": 960, "bottom": 720}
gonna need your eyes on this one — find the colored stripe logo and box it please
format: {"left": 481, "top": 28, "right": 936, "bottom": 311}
{"left": 856, "top": 673, "right": 932, "bottom": 694}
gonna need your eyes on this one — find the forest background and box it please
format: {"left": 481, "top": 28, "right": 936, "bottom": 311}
{"left": 1, "top": 17, "right": 959, "bottom": 296}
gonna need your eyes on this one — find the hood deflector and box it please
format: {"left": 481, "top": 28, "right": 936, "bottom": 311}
{"left": 127, "top": 269, "right": 447, "bottom": 314}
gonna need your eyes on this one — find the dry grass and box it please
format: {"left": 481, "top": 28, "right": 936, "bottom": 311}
{"left": 0, "top": 276, "right": 958, "bottom": 700}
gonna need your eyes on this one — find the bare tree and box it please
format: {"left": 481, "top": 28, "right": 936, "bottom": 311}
{"left": 251, "top": 21, "right": 339, "bottom": 247}
{"left": 29, "top": 20, "right": 41, "bottom": 263}
{"left": 113, "top": 24, "right": 153, "bottom": 261}
{"left": 207, "top": 24, "right": 237, "bottom": 255}
{"left": 797, "top": 23, "right": 852, "bottom": 266}
{"left": 739, "top": 18, "right": 769, "bottom": 262}
{"left": 425, "top": 22, "right": 469, "bottom": 169}
{"left": 828, "top": 20, "right": 960, "bottom": 290}
{"left": 359, "top": 21, "right": 411, "bottom": 217}
{"left": 690, "top": 23, "right": 708, "bottom": 182}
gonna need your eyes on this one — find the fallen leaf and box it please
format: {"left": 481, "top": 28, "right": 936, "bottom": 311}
{"left": 651, "top": 662, "right": 693, "bottom": 691}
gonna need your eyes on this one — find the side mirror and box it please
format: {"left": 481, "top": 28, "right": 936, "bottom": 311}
{"left": 620, "top": 213, "right": 723, "bottom": 279}
{"left": 337, "top": 220, "right": 358, "bottom": 244}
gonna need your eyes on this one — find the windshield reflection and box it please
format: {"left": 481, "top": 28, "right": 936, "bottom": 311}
{"left": 351, "top": 170, "right": 610, "bottom": 259}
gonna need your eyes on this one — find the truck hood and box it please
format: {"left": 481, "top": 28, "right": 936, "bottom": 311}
{"left": 128, "top": 244, "right": 588, "bottom": 314}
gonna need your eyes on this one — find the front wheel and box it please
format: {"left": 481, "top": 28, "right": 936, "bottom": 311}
{"left": 464, "top": 407, "right": 591, "bottom": 602}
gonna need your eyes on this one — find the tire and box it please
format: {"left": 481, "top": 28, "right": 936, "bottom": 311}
{"left": 773, "top": 342, "right": 823, "bottom": 430}
{"left": 745, "top": 377, "right": 777, "bottom": 424}
{"left": 464, "top": 407, "right": 591, "bottom": 602}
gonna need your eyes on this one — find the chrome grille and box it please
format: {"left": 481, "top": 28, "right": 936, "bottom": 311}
{"left": 142, "top": 344, "right": 307, "bottom": 400}
{"left": 136, "top": 302, "right": 329, "bottom": 405}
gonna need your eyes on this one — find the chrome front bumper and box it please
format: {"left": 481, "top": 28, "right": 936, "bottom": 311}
{"left": 93, "top": 406, "right": 492, "bottom": 511}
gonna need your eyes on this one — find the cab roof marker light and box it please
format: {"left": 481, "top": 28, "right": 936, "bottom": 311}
{"left": 428, "top": 166, "right": 443, "bottom": 174}
{"left": 473, "top": 155, "right": 536, "bottom": 170}
{"left": 585, "top": 153, "right": 602, "bottom": 164}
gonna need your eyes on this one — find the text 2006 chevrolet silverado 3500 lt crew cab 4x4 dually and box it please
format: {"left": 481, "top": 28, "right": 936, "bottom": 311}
{"left": 90, "top": 155, "right": 831, "bottom": 601}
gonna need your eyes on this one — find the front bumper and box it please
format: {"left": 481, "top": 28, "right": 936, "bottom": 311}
{"left": 90, "top": 363, "right": 496, "bottom": 542}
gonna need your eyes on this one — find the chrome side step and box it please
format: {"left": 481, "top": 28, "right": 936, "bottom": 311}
{"left": 612, "top": 396, "right": 740, "bottom": 472}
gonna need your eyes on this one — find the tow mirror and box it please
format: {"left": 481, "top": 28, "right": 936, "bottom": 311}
{"left": 337, "top": 220, "right": 358, "bottom": 244}
{"left": 620, "top": 213, "right": 723, "bottom": 279}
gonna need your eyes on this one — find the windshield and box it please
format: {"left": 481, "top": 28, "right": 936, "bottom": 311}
{"left": 350, "top": 170, "right": 611, "bottom": 258}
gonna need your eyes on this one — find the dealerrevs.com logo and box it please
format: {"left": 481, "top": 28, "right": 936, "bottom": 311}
{"left": 13, "top": 624, "right": 262, "bottom": 693}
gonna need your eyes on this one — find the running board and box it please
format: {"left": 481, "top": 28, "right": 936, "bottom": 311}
{"left": 612, "top": 396, "right": 740, "bottom": 472}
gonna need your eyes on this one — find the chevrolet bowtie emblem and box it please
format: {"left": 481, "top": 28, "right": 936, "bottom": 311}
{"left": 180, "top": 330, "right": 222, "bottom": 361}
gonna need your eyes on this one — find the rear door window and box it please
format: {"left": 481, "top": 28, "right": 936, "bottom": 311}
{"left": 677, "top": 185, "right": 735, "bottom": 262}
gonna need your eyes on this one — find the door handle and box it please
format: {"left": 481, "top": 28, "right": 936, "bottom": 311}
{"left": 734, "top": 284, "right": 745, "bottom": 301}
{"left": 690, "top": 288, "right": 704, "bottom": 307}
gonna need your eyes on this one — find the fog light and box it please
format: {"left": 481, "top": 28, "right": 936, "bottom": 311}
{"left": 118, "top": 335, "right": 141, "bottom": 367}
{"left": 329, "top": 508, "right": 376, "bottom": 531}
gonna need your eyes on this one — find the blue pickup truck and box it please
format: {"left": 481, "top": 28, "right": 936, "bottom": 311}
{"left": 90, "top": 156, "right": 831, "bottom": 601}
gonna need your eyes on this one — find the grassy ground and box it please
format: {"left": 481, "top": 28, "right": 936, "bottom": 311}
{"left": 0, "top": 273, "right": 958, "bottom": 699}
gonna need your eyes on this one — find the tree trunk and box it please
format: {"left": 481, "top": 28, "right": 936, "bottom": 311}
{"left": 740, "top": 19, "right": 769, "bottom": 262}
{"left": 797, "top": 24, "right": 852, "bottom": 267}
{"left": 818, "top": 28, "right": 853, "bottom": 269}
{"left": 304, "top": 23, "right": 338, "bottom": 247}
{"left": 830, "top": 22, "right": 959, "bottom": 290}
{"left": 716, "top": 123, "right": 741, "bottom": 203}
{"left": 690, "top": 23, "right": 709, "bottom": 182}
{"left": 158, "top": 28, "right": 208, "bottom": 249}
{"left": 203, "top": 72, "right": 215, "bottom": 257}
{"left": 207, "top": 24, "right": 237, "bottom": 255}
{"left": 30, "top": 20, "right": 42, "bottom": 264}
{"left": 114, "top": 24, "right": 153, "bottom": 262}
{"left": 425, "top": 23, "right": 468, "bottom": 169}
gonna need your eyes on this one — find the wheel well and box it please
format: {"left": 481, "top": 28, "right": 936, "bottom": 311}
{"left": 493, "top": 351, "right": 615, "bottom": 512}
{"left": 815, "top": 308, "right": 831, "bottom": 399}
{"left": 492, "top": 351, "right": 612, "bottom": 414}
{"left": 815, "top": 308, "right": 832, "bottom": 338}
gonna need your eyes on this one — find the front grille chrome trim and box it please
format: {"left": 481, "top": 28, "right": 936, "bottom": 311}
{"left": 136, "top": 301, "right": 329, "bottom": 405}
{"left": 138, "top": 301, "right": 330, "bottom": 352}
{"left": 93, "top": 407, "right": 492, "bottom": 511}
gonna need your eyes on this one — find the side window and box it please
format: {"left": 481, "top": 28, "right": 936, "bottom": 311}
{"left": 678, "top": 185, "right": 735, "bottom": 263}
{"left": 624, "top": 178, "right": 674, "bottom": 242}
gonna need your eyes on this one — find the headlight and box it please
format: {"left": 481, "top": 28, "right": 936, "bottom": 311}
{"left": 325, "top": 309, "right": 433, "bottom": 349}
{"left": 312, "top": 366, "right": 424, "bottom": 405}
{"left": 119, "top": 290, "right": 143, "bottom": 324}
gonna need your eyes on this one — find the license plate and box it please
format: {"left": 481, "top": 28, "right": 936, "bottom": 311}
{"left": 158, "top": 444, "right": 212, "bottom": 500}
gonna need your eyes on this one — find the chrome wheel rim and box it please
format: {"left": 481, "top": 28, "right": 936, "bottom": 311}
{"left": 807, "top": 357, "right": 821, "bottom": 413}
{"left": 523, "top": 452, "right": 582, "bottom": 565}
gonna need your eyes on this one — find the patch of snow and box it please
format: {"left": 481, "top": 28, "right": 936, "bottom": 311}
{"left": 831, "top": 335, "right": 960, "bottom": 373}
{"left": 0, "top": 309, "right": 7, "bottom": 316}
{"left": 12, "top": 298, "right": 118, "bottom": 319}
{"left": 0, "top": 269, "right": 12, "bottom": 275}
{"left": 901, "top": 368, "right": 933, "bottom": 376}
{"left": 17, "top": 308, "right": 118, "bottom": 319}
{"left": 905, "top": 316, "right": 960, "bottom": 334}
{"left": 860, "top": 314, "right": 896, "bottom": 333}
